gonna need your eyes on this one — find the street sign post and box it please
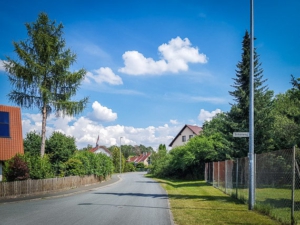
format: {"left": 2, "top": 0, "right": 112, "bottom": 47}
{"left": 233, "top": 132, "right": 249, "bottom": 138}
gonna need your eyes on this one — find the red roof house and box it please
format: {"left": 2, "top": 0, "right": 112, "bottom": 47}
{"left": 0, "top": 105, "right": 24, "bottom": 181}
{"left": 127, "top": 152, "right": 151, "bottom": 166}
{"left": 90, "top": 145, "right": 112, "bottom": 157}
{"left": 169, "top": 124, "right": 202, "bottom": 148}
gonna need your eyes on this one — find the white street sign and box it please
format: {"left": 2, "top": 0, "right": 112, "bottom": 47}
{"left": 233, "top": 132, "right": 249, "bottom": 138}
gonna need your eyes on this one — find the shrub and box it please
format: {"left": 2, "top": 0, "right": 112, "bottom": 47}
{"left": 64, "top": 158, "right": 84, "bottom": 176}
{"left": 46, "top": 131, "right": 77, "bottom": 165}
{"left": 124, "top": 162, "right": 136, "bottom": 172}
{"left": 4, "top": 154, "right": 30, "bottom": 181}
{"left": 25, "top": 153, "right": 54, "bottom": 179}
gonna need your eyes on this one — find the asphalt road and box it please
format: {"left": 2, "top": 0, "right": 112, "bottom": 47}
{"left": 0, "top": 172, "right": 173, "bottom": 225}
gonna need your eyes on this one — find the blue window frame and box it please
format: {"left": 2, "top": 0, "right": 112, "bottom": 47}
{"left": 0, "top": 111, "right": 10, "bottom": 137}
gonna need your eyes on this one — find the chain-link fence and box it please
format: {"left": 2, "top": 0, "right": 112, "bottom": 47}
{"left": 205, "top": 148, "right": 300, "bottom": 224}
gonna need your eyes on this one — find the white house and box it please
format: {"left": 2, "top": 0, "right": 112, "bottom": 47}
{"left": 169, "top": 124, "right": 202, "bottom": 148}
{"left": 89, "top": 145, "right": 112, "bottom": 157}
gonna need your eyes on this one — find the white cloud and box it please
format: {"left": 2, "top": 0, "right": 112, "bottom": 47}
{"left": 87, "top": 101, "right": 117, "bottom": 122}
{"left": 21, "top": 112, "right": 180, "bottom": 150}
{"left": 119, "top": 36, "right": 208, "bottom": 75}
{"left": 170, "top": 119, "right": 178, "bottom": 125}
{"left": 0, "top": 60, "right": 6, "bottom": 72}
{"left": 85, "top": 67, "right": 123, "bottom": 85}
{"left": 198, "top": 109, "right": 222, "bottom": 123}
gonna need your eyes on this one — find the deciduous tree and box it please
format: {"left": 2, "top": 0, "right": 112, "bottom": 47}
{"left": 23, "top": 131, "right": 42, "bottom": 155}
{"left": 45, "top": 131, "right": 77, "bottom": 164}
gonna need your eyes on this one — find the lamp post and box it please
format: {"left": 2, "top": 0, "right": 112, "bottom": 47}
{"left": 120, "top": 137, "right": 123, "bottom": 175}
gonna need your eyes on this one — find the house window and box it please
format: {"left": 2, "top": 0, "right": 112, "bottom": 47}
{"left": 189, "top": 135, "right": 193, "bottom": 139}
{"left": 182, "top": 135, "right": 186, "bottom": 142}
{"left": 0, "top": 111, "right": 10, "bottom": 137}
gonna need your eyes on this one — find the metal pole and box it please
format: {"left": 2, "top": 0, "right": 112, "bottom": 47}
{"left": 120, "top": 137, "right": 123, "bottom": 175}
{"left": 249, "top": 0, "right": 255, "bottom": 210}
{"left": 292, "top": 146, "right": 295, "bottom": 224}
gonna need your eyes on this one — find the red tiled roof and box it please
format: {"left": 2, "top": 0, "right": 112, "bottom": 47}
{"left": 186, "top": 125, "right": 202, "bottom": 135}
{"left": 169, "top": 124, "right": 202, "bottom": 147}
{"left": 128, "top": 152, "right": 151, "bottom": 163}
{"left": 89, "top": 145, "right": 111, "bottom": 156}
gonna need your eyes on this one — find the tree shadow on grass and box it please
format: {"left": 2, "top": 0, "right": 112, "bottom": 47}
{"left": 257, "top": 198, "right": 300, "bottom": 211}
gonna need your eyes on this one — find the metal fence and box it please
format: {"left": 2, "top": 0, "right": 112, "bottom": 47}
{"left": 205, "top": 148, "right": 300, "bottom": 224}
{"left": 0, "top": 175, "right": 107, "bottom": 199}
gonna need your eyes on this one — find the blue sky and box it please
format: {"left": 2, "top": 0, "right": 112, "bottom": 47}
{"left": 0, "top": 0, "right": 299, "bottom": 150}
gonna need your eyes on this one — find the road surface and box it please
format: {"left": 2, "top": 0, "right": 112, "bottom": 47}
{"left": 0, "top": 172, "right": 173, "bottom": 225}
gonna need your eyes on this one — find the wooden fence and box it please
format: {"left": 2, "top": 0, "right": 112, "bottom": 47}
{"left": 0, "top": 175, "right": 108, "bottom": 199}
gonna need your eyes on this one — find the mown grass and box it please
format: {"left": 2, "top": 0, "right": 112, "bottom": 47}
{"left": 255, "top": 187, "right": 300, "bottom": 224}
{"left": 151, "top": 177, "right": 281, "bottom": 225}
{"left": 220, "top": 186, "right": 300, "bottom": 224}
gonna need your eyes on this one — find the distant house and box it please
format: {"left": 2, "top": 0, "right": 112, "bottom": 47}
{"left": 169, "top": 124, "right": 202, "bottom": 148}
{"left": 90, "top": 145, "right": 112, "bottom": 157}
{"left": 127, "top": 152, "right": 151, "bottom": 167}
{"left": 0, "top": 105, "right": 24, "bottom": 181}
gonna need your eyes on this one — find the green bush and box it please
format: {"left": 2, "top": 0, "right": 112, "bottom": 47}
{"left": 46, "top": 131, "right": 77, "bottom": 165}
{"left": 23, "top": 131, "right": 42, "bottom": 155}
{"left": 25, "top": 153, "right": 54, "bottom": 179}
{"left": 64, "top": 158, "right": 84, "bottom": 176}
{"left": 124, "top": 162, "right": 136, "bottom": 172}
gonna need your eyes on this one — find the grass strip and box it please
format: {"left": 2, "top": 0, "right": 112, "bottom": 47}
{"left": 153, "top": 178, "right": 281, "bottom": 225}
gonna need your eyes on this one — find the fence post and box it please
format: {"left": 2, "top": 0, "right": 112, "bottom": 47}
{"left": 218, "top": 161, "right": 220, "bottom": 188}
{"left": 236, "top": 158, "right": 239, "bottom": 198}
{"left": 213, "top": 162, "right": 215, "bottom": 187}
{"left": 205, "top": 163, "right": 207, "bottom": 182}
{"left": 292, "top": 146, "right": 295, "bottom": 225}
{"left": 225, "top": 160, "right": 227, "bottom": 194}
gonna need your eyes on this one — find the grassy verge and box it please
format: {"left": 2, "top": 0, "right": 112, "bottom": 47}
{"left": 151, "top": 177, "right": 281, "bottom": 225}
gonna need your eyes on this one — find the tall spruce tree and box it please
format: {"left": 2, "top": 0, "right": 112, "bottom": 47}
{"left": 4, "top": 13, "right": 88, "bottom": 157}
{"left": 228, "top": 31, "right": 274, "bottom": 157}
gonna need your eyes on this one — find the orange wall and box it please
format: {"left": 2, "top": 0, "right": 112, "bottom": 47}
{"left": 0, "top": 105, "right": 24, "bottom": 160}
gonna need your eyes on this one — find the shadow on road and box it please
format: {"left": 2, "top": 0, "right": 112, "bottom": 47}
{"left": 93, "top": 192, "right": 168, "bottom": 199}
{"left": 78, "top": 202, "right": 170, "bottom": 210}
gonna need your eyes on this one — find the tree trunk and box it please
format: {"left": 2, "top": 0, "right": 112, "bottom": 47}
{"left": 40, "top": 105, "right": 47, "bottom": 157}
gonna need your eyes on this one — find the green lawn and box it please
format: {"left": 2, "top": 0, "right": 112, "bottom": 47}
{"left": 153, "top": 178, "right": 281, "bottom": 225}
{"left": 255, "top": 187, "right": 300, "bottom": 224}
{"left": 220, "top": 185, "right": 300, "bottom": 224}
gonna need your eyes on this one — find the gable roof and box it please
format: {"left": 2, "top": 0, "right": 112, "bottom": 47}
{"left": 169, "top": 124, "right": 202, "bottom": 147}
{"left": 127, "top": 152, "right": 151, "bottom": 163}
{"left": 89, "top": 145, "right": 112, "bottom": 156}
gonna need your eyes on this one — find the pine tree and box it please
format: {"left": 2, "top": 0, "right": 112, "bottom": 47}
{"left": 4, "top": 13, "right": 88, "bottom": 157}
{"left": 228, "top": 31, "right": 274, "bottom": 157}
